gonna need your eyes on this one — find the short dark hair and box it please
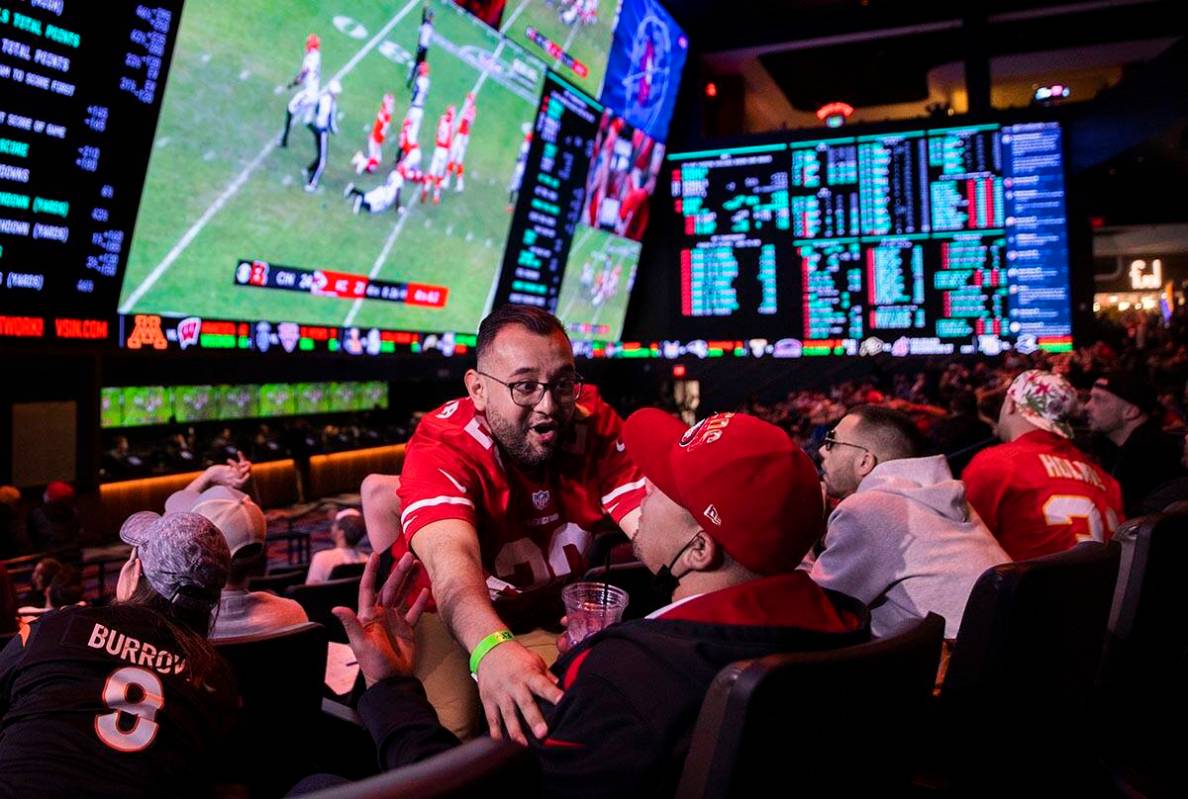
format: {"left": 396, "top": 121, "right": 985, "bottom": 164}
{"left": 336, "top": 514, "right": 367, "bottom": 547}
{"left": 475, "top": 304, "right": 567, "bottom": 365}
{"left": 848, "top": 404, "right": 928, "bottom": 461}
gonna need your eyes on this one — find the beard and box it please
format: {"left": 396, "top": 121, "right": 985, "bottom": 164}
{"left": 486, "top": 408, "right": 567, "bottom": 468}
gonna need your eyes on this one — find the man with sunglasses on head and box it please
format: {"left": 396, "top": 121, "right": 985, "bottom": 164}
{"left": 361, "top": 305, "right": 645, "bottom": 742}
{"left": 809, "top": 404, "right": 1008, "bottom": 640}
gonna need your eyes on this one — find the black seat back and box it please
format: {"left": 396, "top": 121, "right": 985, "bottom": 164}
{"left": 216, "top": 622, "right": 329, "bottom": 791}
{"left": 328, "top": 561, "right": 367, "bottom": 581}
{"left": 286, "top": 577, "right": 362, "bottom": 643}
{"left": 247, "top": 566, "right": 308, "bottom": 594}
{"left": 677, "top": 614, "right": 944, "bottom": 798}
{"left": 1097, "top": 511, "right": 1188, "bottom": 793}
{"left": 941, "top": 542, "right": 1120, "bottom": 789}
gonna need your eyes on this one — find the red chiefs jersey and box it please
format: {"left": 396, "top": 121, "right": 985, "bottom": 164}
{"left": 963, "top": 430, "right": 1124, "bottom": 561}
{"left": 370, "top": 107, "right": 391, "bottom": 144}
{"left": 457, "top": 103, "right": 476, "bottom": 136}
{"left": 394, "top": 386, "right": 645, "bottom": 617}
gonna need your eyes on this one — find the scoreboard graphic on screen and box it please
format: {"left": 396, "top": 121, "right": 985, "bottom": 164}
{"left": 669, "top": 122, "right": 1073, "bottom": 356}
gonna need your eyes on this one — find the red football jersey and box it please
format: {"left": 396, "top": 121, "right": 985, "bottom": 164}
{"left": 395, "top": 386, "right": 645, "bottom": 615}
{"left": 457, "top": 102, "right": 476, "bottom": 136}
{"left": 370, "top": 107, "right": 391, "bottom": 144}
{"left": 963, "top": 430, "right": 1124, "bottom": 561}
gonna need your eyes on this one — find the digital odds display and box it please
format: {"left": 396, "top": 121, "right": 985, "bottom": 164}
{"left": 669, "top": 122, "right": 1073, "bottom": 357}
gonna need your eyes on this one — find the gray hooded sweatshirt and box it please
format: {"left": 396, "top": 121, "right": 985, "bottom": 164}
{"left": 810, "top": 455, "right": 1009, "bottom": 638}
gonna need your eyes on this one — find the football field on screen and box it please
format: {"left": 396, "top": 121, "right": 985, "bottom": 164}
{"left": 504, "top": 0, "right": 621, "bottom": 97}
{"left": 120, "top": 0, "right": 546, "bottom": 333}
{"left": 555, "top": 224, "right": 639, "bottom": 341}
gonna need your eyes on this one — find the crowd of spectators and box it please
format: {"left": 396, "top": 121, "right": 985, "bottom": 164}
{"left": 739, "top": 310, "right": 1188, "bottom": 517}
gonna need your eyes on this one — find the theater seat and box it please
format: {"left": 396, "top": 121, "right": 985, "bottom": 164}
{"left": 294, "top": 737, "right": 539, "bottom": 799}
{"left": 286, "top": 577, "right": 363, "bottom": 643}
{"left": 247, "top": 566, "right": 308, "bottom": 594}
{"left": 1097, "top": 510, "right": 1188, "bottom": 795}
{"left": 676, "top": 613, "right": 944, "bottom": 798}
{"left": 215, "top": 622, "right": 329, "bottom": 794}
{"left": 328, "top": 562, "right": 367, "bottom": 580}
{"left": 938, "top": 541, "right": 1121, "bottom": 791}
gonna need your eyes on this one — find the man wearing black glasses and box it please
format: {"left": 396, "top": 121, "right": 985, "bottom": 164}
{"left": 361, "top": 305, "right": 645, "bottom": 743}
{"left": 809, "top": 405, "right": 1007, "bottom": 640}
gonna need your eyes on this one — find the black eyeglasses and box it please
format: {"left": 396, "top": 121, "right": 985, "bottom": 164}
{"left": 821, "top": 431, "right": 873, "bottom": 457}
{"left": 478, "top": 371, "right": 583, "bottom": 408}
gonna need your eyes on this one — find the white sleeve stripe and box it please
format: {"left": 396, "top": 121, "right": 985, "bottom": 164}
{"left": 400, "top": 495, "right": 475, "bottom": 527}
{"left": 601, "top": 478, "right": 647, "bottom": 506}
{"left": 437, "top": 468, "right": 468, "bottom": 494}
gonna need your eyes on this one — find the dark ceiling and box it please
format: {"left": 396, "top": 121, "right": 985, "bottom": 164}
{"left": 666, "top": 0, "right": 1184, "bottom": 57}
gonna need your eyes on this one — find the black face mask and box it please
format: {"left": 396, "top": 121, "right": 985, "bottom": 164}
{"left": 649, "top": 533, "right": 700, "bottom": 601}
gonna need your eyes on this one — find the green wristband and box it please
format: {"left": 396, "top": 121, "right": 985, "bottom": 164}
{"left": 469, "top": 630, "right": 515, "bottom": 675}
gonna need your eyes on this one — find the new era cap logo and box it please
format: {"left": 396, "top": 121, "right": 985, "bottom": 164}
{"left": 703, "top": 504, "right": 722, "bottom": 527}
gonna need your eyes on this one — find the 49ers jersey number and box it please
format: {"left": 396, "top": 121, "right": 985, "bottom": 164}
{"left": 492, "top": 523, "right": 592, "bottom": 588}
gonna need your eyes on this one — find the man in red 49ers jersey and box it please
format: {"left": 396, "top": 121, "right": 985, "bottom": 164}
{"left": 362, "top": 305, "right": 644, "bottom": 743}
{"left": 964, "top": 369, "right": 1124, "bottom": 561}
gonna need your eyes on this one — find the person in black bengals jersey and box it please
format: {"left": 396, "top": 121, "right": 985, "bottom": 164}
{"left": 0, "top": 511, "right": 237, "bottom": 799}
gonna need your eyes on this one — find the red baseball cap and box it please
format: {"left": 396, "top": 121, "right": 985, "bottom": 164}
{"left": 623, "top": 409, "right": 823, "bottom": 575}
{"left": 45, "top": 480, "right": 75, "bottom": 504}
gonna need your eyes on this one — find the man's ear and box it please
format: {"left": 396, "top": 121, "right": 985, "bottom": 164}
{"left": 856, "top": 449, "right": 878, "bottom": 479}
{"left": 685, "top": 530, "right": 722, "bottom": 572}
{"left": 464, "top": 369, "right": 486, "bottom": 412}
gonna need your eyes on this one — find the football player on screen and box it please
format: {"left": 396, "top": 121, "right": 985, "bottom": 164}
{"left": 404, "top": 61, "right": 431, "bottom": 145}
{"left": 304, "top": 79, "right": 342, "bottom": 192}
{"left": 506, "top": 122, "right": 533, "bottom": 211}
{"left": 345, "top": 119, "right": 423, "bottom": 214}
{"left": 424, "top": 105, "right": 455, "bottom": 205}
{"left": 280, "top": 33, "right": 322, "bottom": 148}
{"left": 443, "top": 92, "right": 476, "bottom": 192}
{"left": 351, "top": 93, "right": 396, "bottom": 175}
{"left": 407, "top": 4, "right": 434, "bottom": 89}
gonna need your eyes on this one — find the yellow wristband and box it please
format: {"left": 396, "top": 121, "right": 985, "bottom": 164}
{"left": 469, "top": 630, "right": 514, "bottom": 675}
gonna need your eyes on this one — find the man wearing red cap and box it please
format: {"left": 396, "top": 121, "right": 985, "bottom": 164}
{"left": 27, "top": 480, "right": 81, "bottom": 554}
{"left": 319, "top": 411, "right": 868, "bottom": 797}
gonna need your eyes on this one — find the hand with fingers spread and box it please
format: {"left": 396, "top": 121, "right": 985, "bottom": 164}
{"left": 332, "top": 552, "right": 430, "bottom": 687}
{"left": 475, "top": 639, "right": 563, "bottom": 745}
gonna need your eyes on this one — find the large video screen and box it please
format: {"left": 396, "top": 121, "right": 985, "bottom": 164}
{"left": 101, "top": 380, "right": 388, "bottom": 428}
{"left": 0, "top": 2, "right": 183, "bottom": 341}
{"left": 117, "top": 0, "right": 548, "bottom": 335}
{"left": 1, "top": 0, "right": 680, "bottom": 354}
{"left": 599, "top": 0, "right": 687, "bottom": 142}
{"left": 502, "top": 0, "right": 621, "bottom": 98}
{"left": 668, "top": 122, "right": 1073, "bottom": 356}
{"left": 494, "top": 70, "right": 646, "bottom": 343}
